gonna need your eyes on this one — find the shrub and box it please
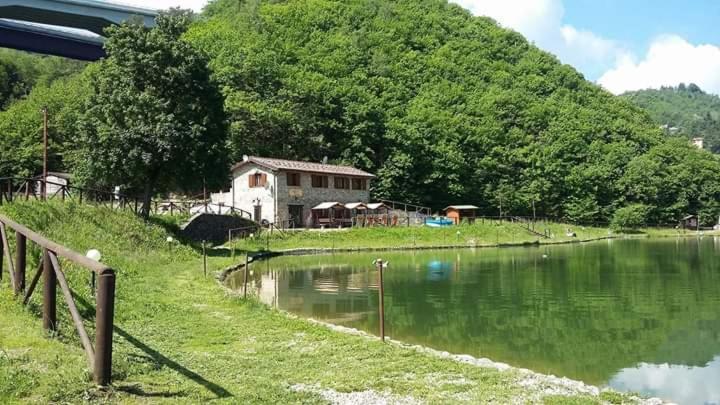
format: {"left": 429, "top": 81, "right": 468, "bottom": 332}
{"left": 610, "top": 204, "right": 650, "bottom": 231}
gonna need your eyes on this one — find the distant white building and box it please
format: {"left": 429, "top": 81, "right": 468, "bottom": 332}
{"left": 211, "top": 156, "right": 374, "bottom": 227}
{"left": 35, "top": 172, "right": 71, "bottom": 198}
{"left": 692, "top": 137, "right": 704, "bottom": 149}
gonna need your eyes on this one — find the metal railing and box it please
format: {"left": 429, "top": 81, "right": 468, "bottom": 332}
{"left": 0, "top": 214, "right": 115, "bottom": 386}
{"left": 380, "top": 199, "right": 432, "bottom": 217}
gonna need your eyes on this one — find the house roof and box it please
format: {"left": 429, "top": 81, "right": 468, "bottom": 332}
{"left": 444, "top": 205, "right": 479, "bottom": 211}
{"left": 231, "top": 156, "right": 375, "bottom": 178}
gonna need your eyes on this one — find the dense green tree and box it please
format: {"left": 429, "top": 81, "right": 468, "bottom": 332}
{"left": 72, "top": 10, "right": 228, "bottom": 218}
{"left": 0, "top": 70, "right": 91, "bottom": 177}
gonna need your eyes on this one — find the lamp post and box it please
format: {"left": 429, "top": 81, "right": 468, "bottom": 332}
{"left": 374, "top": 258, "right": 389, "bottom": 342}
{"left": 86, "top": 249, "right": 101, "bottom": 294}
{"left": 166, "top": 236, "right": 174, "bottom": 253}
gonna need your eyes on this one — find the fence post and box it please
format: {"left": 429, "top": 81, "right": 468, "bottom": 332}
{"left": 94, "top": 269, "right": 115, "bottom": 386}
{"left": 14, "top": 232, "right": 26, "bottom": 295}
{"left": 202, "top": 241, "right": 207, "bottom": 277}
{"left": 42, "top": 248, "right": 56, "bottom": 331}
{"left": 244, "top": 255, "right": 249, "bottom": 299}
{"left": 0, "top": 229, "right": 3, "bottom": 281}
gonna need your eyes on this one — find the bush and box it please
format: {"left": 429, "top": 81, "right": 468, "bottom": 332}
{"left": 610, "top": 204, "right": 650, "bottom": 231}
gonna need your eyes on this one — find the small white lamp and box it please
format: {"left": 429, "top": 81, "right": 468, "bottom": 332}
{"left": 86, "top": 249, "right": 102, "bottom": 262}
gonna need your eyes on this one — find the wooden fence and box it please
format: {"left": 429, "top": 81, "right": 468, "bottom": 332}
{"left": 0, "top": 177, "right": 253, "bottom": 219}
{"left": 0, "top": 214, "right": 115, "bottom": 386}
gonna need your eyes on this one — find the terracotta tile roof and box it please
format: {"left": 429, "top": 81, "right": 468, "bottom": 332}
{"left": 444, "top": 205, "right": 479, "bottom": 210}
{"left": 232, "top": 156, "right": 375, "bottom": 178}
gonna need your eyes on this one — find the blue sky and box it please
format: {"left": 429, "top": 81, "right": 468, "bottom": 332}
{"left": 118, "top": 0, "right": 720, "bottom": 94}
{"left": 564, "top": 0, "right": 720, "bottom": 57}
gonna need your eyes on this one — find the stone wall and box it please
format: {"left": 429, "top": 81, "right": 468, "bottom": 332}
{"left": 180, "top": 213, "right": 258, "bottom": 244}
{"left": 275, "top": 171, "right": 371, "bottom": 226}
{"left": 211, "top": 162, "right": 372, "bottom": 226}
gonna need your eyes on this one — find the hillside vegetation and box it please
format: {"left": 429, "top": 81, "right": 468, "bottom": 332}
{"left": 622, "top": 84, "right": 720, "bottom": 153}
{"left": 0, "top": 49, "right": 85, "bottom": 109}
{"left": 1, "top": 0, "right": 720, "bottom": 225}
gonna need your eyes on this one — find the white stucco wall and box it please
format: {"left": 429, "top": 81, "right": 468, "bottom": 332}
{"left": 228, "top": 163, "right": 277, "bottom": 223}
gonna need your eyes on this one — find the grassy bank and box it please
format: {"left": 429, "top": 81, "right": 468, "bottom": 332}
{"left": 230, "top": 221, "right": 611, "bottom": 253}
{"left": 1, "top": 202, "right": 633, "bottom": 403}
{"left": 228, "top": 220, "right": 710, "bottom": 253}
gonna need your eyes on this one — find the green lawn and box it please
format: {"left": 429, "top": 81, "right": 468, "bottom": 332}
{"left": 0, "top": 202, "right": 634, "bottom": 403}
{"left": 230, "top": 220, "right": 612, "bottom": 252}
{"left": 229, "top": 219, "right": 701, "bottom": 253}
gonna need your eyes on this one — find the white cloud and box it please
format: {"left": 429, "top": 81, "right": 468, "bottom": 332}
{"left": 451, "top": 0, "right": 563, "bottom": 42}
{"left": 110, "top": 0, "right": 209, "bottom": 12}
{"left": 598, "top": 35, "right": 720, "bottom": 95}
{"left": 609, "top": 357, "right": 720, "bottom": 404}
{"left": 450, "top": 0, "right": 627, "bottom": 79}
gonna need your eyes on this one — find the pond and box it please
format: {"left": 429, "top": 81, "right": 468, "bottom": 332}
{"left": 225, "top": 238, "right": 720, "bottom": 404}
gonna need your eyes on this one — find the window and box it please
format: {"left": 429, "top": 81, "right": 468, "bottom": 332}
{"left": 286, "top": 172, "right": 301, "bottom": 187}
{"left": 334, "top": 177, "right": 350, "bottom": 189}
{"left": 249, "top": 172, "right": 267, "bottom": 188}
{"left": 352, "top": 178, "right": 367, "bottom": 190}
{"left": 311, "top": 175, "right": 328, "bottom": 188}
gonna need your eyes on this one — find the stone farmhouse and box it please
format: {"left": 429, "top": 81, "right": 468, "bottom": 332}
{"left": 211, "top": 156, "right": 374, "bottom": 227}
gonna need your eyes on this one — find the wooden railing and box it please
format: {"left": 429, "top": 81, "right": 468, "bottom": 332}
{"left": 0, "top": 177, "right": 253, "bottom": 219}
{"left": 0, "top": 214, "right": 116, "bottom": 386}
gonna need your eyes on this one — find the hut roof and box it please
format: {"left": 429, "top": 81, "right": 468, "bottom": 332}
{"left": 344, "top": 202, "right": 367, "bottom": 210}
{"left": 444, "top": 205, "right": 479, "bottom": 211}
{"left": 312, "top": 202, "right": 345, "bottom": 210}
{"left": 367, "top": 202, "right": 390, "bottom": 210}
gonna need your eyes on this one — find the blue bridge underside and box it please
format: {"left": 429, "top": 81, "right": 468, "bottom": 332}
{"left": 0, "top": 0, "right": 156, "bottom": 61}
{"left": 0, "top": 20, "right": 104, "bottom": 60}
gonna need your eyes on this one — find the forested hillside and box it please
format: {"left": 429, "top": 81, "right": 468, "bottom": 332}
{"left": 0, "top": 49, "right": 85, "bottom": 109}
{"left": 1, "top": 0, "right": 720, "bottom": 225}
{"left": 622, "top": 84, "right": 720, "bottom": 153}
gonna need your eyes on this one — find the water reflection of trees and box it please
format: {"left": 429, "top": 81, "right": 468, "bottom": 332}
{"left": 226, "top": 239, "right": 720, "bottom": 385}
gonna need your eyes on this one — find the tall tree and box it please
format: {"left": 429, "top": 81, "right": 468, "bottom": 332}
{"left": 73, "top": 10, "right": 229, "bottom": 218}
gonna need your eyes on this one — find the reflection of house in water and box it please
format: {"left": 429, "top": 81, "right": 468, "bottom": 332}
{"left": 248, "top": 266, "right": 378, "bottom": 325}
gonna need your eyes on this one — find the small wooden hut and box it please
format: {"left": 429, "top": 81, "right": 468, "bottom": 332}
{"left": 311, "top": 202, "right": 347, "bottom": 227}
{"left": 444, "top": 205, "right": 479, "bottom": 225}
{"left": 680, "top": 215, "right": 699, "bottom": 230}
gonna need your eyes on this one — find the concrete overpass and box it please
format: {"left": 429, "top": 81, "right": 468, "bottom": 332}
{"left": 0, "top": 0, "right": 158, "bottom": 60}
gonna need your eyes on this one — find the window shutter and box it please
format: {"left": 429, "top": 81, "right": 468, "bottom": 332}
{"left": 249, "top": 174, "right": 255, "bottom": 187}
{"left": 261, "top": 173, "right": 267, "bottom": 186}
{"left": 323, "top": 176, "right": 328, "bottom": 188}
